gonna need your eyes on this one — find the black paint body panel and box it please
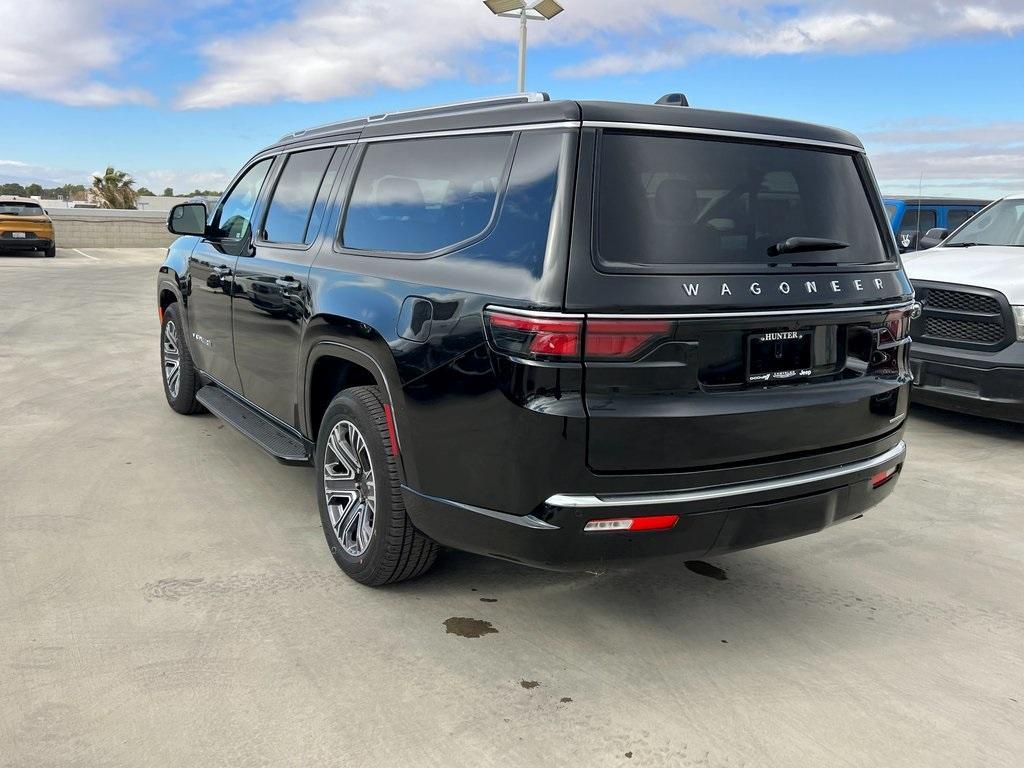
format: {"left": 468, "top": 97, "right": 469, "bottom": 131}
{"left": 157, "top": 97, "right": 911, "bottom": 569}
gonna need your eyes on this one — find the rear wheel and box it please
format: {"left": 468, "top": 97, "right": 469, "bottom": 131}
{"left": 315, "top": 386, "right": 438, "bottom": 586}
{"left": 44, "top": 245, "right": 56, "bottom": 258}
{"left": 160, "top": 303, "right": 203, "bottom": 414}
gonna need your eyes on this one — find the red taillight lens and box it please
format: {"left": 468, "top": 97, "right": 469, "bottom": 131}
{"left": 485, "top": 310, "right": 674, "bottom": 362}
{"left": 882, "top": 310, "right": 911, "bottom": 344}
{"left": 584, "top": 515, "right": 679, "bottom": 532}
{"left": 871, "top": 467, "right": 897, "bottom": 488}
{"left": 585, "top": 320, "right": 673, "bottom": 360}
{"left": 485, "top": 310, "right": 583, "bottom": 360}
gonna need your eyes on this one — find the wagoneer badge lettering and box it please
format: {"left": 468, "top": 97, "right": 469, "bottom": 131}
{"left": 683, "top": 275, "right": 898, "bottom": 304}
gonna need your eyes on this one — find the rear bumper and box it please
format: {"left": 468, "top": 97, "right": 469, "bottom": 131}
{"left": 910, "top": 341, "right": 1024, "bottom": 424}
{"left": 0, "top": 237, "right": 52, "bottom": 251}
{"left": 403, "top": 441, "right": 906, "bottom": 570}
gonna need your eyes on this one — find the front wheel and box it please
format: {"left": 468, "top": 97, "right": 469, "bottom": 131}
{"left": 315, "top": 386, "right": 438, "bottom": 586}
{"left": 44, "top": 245, "right": 56, "bottom": 258}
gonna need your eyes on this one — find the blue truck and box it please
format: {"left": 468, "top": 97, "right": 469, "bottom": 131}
{"left": 884, "top": 197, "right": 989, "bottom": 252}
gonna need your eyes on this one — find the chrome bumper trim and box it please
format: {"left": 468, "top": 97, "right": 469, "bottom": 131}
{"left": 546, "top": 441, "right": 907, "bottom": 509}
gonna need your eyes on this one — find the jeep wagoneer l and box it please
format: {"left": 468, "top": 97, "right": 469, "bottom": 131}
{"left": 157, "top": 94, "right": 914, "bottom": 585}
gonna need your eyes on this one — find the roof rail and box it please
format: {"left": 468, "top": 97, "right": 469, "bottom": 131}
{"left": 278, "top": 92, "right": 550, "bottom": 143}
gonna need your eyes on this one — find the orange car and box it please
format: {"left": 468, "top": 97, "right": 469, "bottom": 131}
{"left": 0, "top": 196, "right": 56, "bottom": 257}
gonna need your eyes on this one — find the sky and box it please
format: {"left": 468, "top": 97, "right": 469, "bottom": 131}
{"left": 1, "top": 0, "right": 1022, "bottom": 198}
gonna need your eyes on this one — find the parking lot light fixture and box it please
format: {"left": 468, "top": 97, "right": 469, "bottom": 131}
{"left": 483, "top": 0, "right": 565, "bottom": 92}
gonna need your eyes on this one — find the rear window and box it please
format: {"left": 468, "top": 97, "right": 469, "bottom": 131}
{"left": 0, "top": 202, "right": 44, "bottom": 216}
{"left": 342, "top": 134, "right": 513, "bottom": 254}
{"left": 596, "top": 132, "right": 887, "bottom": 270}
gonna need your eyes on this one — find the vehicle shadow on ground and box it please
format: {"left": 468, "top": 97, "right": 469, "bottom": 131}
{"left": 385, "top": 544, "right": 888, "bottom": 647}
{"left": 909, "top": 403, "right": 1023, "bottom": 439}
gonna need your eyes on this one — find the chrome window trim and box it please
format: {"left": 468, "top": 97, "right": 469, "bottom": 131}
{"left": 547, "top": 441, "right": 906, "bottom": 509}
{"left": 583, "top": 120, "right": 864, "bottom": 153}
{"left": 485, "top": 305, "right": 585, "bottom": 320}
{"left": 588, "top": 300, "right": 915, "bottom": 321}
{"left": 361, "top": 121, "right": 579, "bottom": 144}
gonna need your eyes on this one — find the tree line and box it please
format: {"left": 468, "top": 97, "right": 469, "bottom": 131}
{"left": 1, "top": 168, "right": 221, "bottom": 209}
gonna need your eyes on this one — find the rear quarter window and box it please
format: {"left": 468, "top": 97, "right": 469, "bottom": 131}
{"left": 341, "top": 134, "right": 513, "bottom": 255}
{"left": 596, "top": 131, "right": 888, "bottom": 271}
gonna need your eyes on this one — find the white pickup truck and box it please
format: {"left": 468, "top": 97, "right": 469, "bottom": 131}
{"left": 902, "top": 193, "right": 1024, "bottom": 423}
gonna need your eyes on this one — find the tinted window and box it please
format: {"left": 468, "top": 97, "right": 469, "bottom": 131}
{"left": 262, "top": 148, "right": 334, "bottom": 244}
{"left": 213, "top": 159, "right": 273, "bottom": 240}
{"left": 884, "top": 203, "right": 898, "bottom": 224}
{"left": 899, "top": 208, "right": 936, "bottom": 237}
{"left": 947, "top": 200, "right": 1024, "bottom": 246}
{"left": 0, "top": 202, "right": 44, "bottom": 216}
{"left": 597, "top": 132, "right": 887, "bottom": 269}
{"left": 343, "top": 134, "right": 512, "bottom": 254}
{"left": 946, "top": 208, "right": 975, "bottom": 231}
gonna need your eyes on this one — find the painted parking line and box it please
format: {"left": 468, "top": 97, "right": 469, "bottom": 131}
{"left": 73, "top": 248, "right": 100, "bottom": 261}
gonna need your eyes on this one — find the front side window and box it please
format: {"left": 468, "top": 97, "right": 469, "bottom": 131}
{"left": 262, "top": 148, "right": 334, "bottom": 245}
{"left": 342, "top": 134, "right": 513, "bottom": 254}
{"left": 212, "top": 158, "right": 273, "bottom": 240}
{"left": 597, "top": 132, "right": 888, "bottom": 269}
{"left": 946, "top": 200, "right": 1024, "bottom": 247}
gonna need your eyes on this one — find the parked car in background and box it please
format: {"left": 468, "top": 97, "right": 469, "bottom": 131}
{"left": 884, "top": 197, "right": 988, "bottom": 252}
{"left": 157, "top": 93, "right": 914, "bottom": 586}
{"left": 0, "top": 196, "right": 56, "bottom": 257}
{"left": 903, "top": 193, "right": 1024, "bottom": 423}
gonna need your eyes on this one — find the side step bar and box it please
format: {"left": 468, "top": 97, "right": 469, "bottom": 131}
{"left": 196, "top": 385, "right": 312, "bottom": 466}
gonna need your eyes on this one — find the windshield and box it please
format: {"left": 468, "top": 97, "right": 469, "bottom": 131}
{"left": 946, "top": 199, "right": 1024, "bottom": 246}
{"left": 597, "top": 132, "right": 888, "bottom": 269}
{"left": 0, "top": 202, "right": 44, "bottom": 216}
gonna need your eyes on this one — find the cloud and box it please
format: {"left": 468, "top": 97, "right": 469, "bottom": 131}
{"left": 864, "top": 119, "right": 1024, "bottom": 198}
{"left": 174, "top": 0, "right": 1024, "bottom": 108}
{"left": 556, "top": 1, "right": 1024, "bottom": 78}
{"left": 0, "top": 1, "right": 154, "bottom": 107}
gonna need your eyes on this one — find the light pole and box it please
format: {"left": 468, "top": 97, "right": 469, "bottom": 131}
{"left": 483, "top": 0, "right": 564, "bottom": 93}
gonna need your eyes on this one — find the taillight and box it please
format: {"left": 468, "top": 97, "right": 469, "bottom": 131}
{"left": 585, "top": 319, "right": 673, "bottom": 361}
{"left": 881, "top": 309, "right": 912, "bottom": 345}
{"left": 484, "top": 310, "right": 583, "bottom": 361}
{"left": 584, "top": 515, "right": 679, "bottom": 532}
{"left": 484, "top": 308, "right": 674, "bottom": 362}
{"left": 871, "top": 467, "right": 897, "bottom": 488}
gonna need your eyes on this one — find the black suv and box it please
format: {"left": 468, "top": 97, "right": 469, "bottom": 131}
{"left": 158, "top": 93, "right": 914, "bottom": 586}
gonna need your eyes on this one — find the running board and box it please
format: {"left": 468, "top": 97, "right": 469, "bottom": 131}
{"left": 196, "top": 385, "right": 312, "bottom": 466}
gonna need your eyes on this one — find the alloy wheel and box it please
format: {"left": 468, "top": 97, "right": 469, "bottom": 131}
{"left": 324, "top": 420, "right": 376, "bottom": 557}
{"left": 162, "top": 321, "right": 181, "bottom": 399}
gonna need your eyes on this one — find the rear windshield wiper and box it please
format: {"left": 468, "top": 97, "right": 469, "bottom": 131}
{"left": 767, "top": 237, "right": 850, "bottom": 257}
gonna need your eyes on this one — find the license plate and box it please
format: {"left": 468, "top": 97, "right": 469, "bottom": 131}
{"left": 11, "top": 232, "right": 26, "bottom": 238}
{"left": 746, "top": 330, "right": 813, "bottom": 383}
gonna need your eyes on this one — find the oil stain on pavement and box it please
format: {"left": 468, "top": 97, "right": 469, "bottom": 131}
{"left": 443, "top": 617, "right": 498, "bottom": 638}
{"left": 684, "top": 560, "right": 728, "bottom": 580}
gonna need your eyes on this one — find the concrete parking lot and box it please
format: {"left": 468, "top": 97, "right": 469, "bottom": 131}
{"left": 1, "top": 248, "right": 1021, "bottom": 767}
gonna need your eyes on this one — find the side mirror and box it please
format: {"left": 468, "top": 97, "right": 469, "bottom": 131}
{"left": 168, "top": 202, "right": 207, "bottom": 236}
{"left": 919, "top": 227, "right": 949, "bottom": 250}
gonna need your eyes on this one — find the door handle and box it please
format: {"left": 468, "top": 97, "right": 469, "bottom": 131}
{"left": 213, "top": 265, "right": 232, "bottom": 275}
{"left": 275, "top": 277, "right": 301, "bottom": 289}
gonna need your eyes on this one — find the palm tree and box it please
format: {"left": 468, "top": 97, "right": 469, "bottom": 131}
{"left": 91, "top": 167, "right": 139, "bottom": 209}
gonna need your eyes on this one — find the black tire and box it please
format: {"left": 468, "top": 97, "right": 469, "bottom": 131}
{"left": 315, "top": 386, "right": 438, "bottom": 586}
{"left": 160, "top": 303, "right": 204, "bottom": 414}
{"left": 44, "top": 245, "right": 56, "bottom": 258}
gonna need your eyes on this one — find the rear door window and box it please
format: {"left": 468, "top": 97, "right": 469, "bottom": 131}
{"left": 898, "top": 208, "right": 936, "bottom": 239}
{"left": 946, "top": 208, "right": 975, "bottom": 231}
{"left": 262, "top": 147, "right": 335, "bottom": 245}
{"left": 596, "top": 131, "right": 888, "bottom": 270}
{"left": 342, "top": 134, "right": 513, "bottom": 254}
